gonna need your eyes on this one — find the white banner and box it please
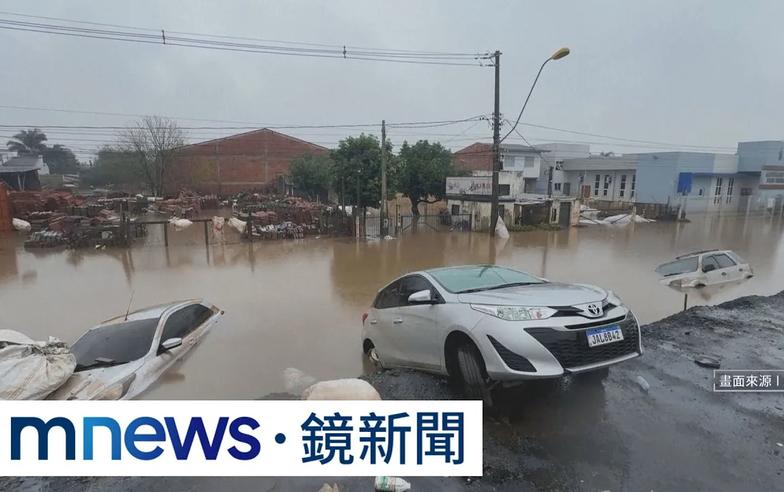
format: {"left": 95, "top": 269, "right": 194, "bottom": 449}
{"left": 0, "top": 400, "right": 482, "bottom": 477}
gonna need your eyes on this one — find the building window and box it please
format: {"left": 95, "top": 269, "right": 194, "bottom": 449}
{"left": 603, "top": 175, "right": 611, "bottom": 197}
{"left": 713, "top": 177, "right": 723, "bottom": 205}
{"left": 563, "top": 182, "right": 571, "bottom": 196}
{"left": 451, "top": 204, "right": 460, "bottom": 215}
{"left": 554, "top": 182, "right": 562, "bottom": 191}
{"left": 594, "top": 174, "right": 600, "bottom": 196}
{"left": 619, "top": 174, "right": 627, "bottom": 198}
{"left": 631, "top": 174, "right": 636, "bottom": 199}
{"left": 698, "top": 188, "right": 704, "bottom": 196}
{"left": 499, "top": 184, "right": 511, "bottom": 196}
{"left": 524, "top": 156, "right": 535, "bottom": 168}
{"left": 726, "top": 177, "right": 734, "bottom": 204}
{"left": 765, "top": 171, "right": 784, "bottom": 184}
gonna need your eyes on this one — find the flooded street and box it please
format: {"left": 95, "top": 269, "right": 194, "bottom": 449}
{"left": 1, "top": 213, "right": 783, "bottom": 400}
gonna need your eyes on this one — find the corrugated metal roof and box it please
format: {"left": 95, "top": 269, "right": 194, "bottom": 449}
{"left": 0, "top": 155, "right": 43, "bottom": 173}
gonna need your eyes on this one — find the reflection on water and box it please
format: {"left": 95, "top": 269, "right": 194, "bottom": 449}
{"left": 0, "top": 214, "right": 782, "bottom": 399}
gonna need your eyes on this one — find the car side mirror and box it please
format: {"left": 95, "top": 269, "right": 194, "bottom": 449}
{"left": 702, "top": 264, "right": 716, "bottom": 273}
{"left": 408, "top": 289, "right": 434, "bottom": 304}
{"left": 160, "top": 337, "right": 182, "bottom": 353}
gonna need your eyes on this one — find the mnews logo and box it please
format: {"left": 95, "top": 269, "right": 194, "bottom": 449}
{"left": 0, "top": 401, "right": 482, "bottom": 476}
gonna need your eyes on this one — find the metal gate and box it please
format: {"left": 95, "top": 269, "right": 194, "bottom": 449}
{"left": 399, "top": 213, "right": 472, "bottom": 232}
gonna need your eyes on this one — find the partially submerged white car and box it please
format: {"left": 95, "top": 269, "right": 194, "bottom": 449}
{"left": 48, "top": 300, "right": 222, "bottom": 400}
{"left": 656, "top": 249, "right": 753, "bottom": 288}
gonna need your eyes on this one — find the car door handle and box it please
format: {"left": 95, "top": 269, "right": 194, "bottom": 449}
{"left": 369, "top": 319, "right": 378, "bottom": 324}
{"left": 393, "top": 318, "right": 403, "bottom": 324}
{"left": 721, "top": 272, "right": 728, "bottom": 276}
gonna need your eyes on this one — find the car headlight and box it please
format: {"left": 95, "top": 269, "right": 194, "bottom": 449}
{"left": 471, "top": 304, "right": 557, "bottom": 321}
{"left": 94, "top": 374, "right": 136, "bottom": 400}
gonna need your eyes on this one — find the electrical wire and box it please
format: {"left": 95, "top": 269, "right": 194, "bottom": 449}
{"left": 0, "top": 16, "right": 492, "bottom": 66}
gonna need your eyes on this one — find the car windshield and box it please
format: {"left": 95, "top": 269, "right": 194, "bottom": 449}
{"left": 71, "top": 318, "right": 159, "bottom": 371}
{"left": 429, "top": 266, "right": 543, "bottom": 293}
{"left": 656, "top": 257, "right": 699, "bottom": 277}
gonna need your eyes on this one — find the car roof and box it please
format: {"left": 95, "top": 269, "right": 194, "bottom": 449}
{"left": 99, "top": 299, "right": 200, "bottom": 325}
{"left": 425, "top": 264, "right": 502, "bottom": 274}
{"left": 675, "top": 249, "right": 729, "bottom": 260}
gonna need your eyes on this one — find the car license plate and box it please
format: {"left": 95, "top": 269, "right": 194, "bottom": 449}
{"left": 586, "top": 325, "right": 624, "bottom": 347}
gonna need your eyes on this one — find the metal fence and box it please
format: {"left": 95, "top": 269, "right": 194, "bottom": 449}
{"left": 399, "top": 213, "right": 472, "bottom": 233}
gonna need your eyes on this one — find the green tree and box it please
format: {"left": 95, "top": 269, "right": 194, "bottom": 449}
{"left": 6, "top": 128, "right": 48, "bottom": 155}
{"left": 331, "top": 134, "right": 394, "bottom": 209}
{"left": 80, "top": 147, "right": 146, "bottom": 189}
{"left": 42, "top": 144, "right": 81, "bottom": 174}
{"left": 290, "top": 154, "right": 334, "bottom": 201}
{"left": 397, "top": 140, "right": 454, "bottom": 216}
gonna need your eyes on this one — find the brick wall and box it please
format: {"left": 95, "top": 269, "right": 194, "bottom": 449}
{"left": 165, "top": 129, "right": 329, "bottom": 196}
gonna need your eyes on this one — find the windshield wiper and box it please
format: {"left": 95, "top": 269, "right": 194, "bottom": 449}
{"left": 456, "top": 287, "right": 489, "bottom": 293}
{"left": 457, "top": 282, "right": 539, "bottom": 293}
{"left": 75, "top": 357, "right": 125, "bottom": 371}
{"left": 485, "top": 281, "right": 539, "bottom": 290}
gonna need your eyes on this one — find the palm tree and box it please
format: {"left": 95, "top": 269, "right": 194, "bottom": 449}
{"left": 7, "top": 129, "right": 48, "bottom": 155}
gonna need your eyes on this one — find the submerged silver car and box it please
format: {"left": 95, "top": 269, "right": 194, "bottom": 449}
{"left": 49, "top": 300, "right": 223, "bottom": 400}
{"left": 362, "top": 265, "right": 641, "bottom": 401}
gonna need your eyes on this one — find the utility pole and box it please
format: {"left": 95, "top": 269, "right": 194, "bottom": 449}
{"left": 380, "top": 120, "right": 387, "bottom": 236}
{"left": 490, "top": 50, "right": 502, "bottom": 235}
{"left": 356, "top": 168, "right": 361, "bottom": 237}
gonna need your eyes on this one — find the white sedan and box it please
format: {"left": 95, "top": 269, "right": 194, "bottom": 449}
{"left": 656, "top": 249, "right": 753, "bottom": 288}
{"left": 48, "top": 300, "right": 223, "bottom": 400}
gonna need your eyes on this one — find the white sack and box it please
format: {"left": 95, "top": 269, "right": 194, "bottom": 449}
{"left": 229, "top": 217, "right": 246, "bottom": 234}
{"left": 302, "top": 378, "right": 381, "bottom": 400}
{"left": 169, "top": 217, "right": 193, "bottom": 231}
{"left": 12, "top": 218, "right": 31, "bottom": 232}
{"left": 0, "top": 331, "right": 76, "bottom": 400}
{"left": 212, "top": 216, "right": 225, "bottom": 243}
{"left": 495, "top": 216, "right": 510, "bottom": 239}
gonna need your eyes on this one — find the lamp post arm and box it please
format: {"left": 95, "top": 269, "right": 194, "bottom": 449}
{"left": 500, "top": 57, "right": 551, "bottom": 144}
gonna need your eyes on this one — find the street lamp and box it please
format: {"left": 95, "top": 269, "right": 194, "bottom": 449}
{"left": 500, "top": 47, "right": 570, "bottom": 143}
{"left": 490, "top": 47, "right": 570, "bottom": 234}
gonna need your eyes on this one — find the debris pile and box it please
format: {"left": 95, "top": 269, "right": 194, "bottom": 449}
{"left": 146, "top": 190, "right": 220, "bottom": 217}
{"left": 232, "top": 193, "right": 348, "bottom": 240}
{"left": 9, "top": 191, "right": 85, "bottom": 216}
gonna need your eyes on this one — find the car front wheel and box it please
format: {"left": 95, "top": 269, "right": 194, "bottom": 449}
{"left": 456, "top": 343, "right": 493, "bottom": 407}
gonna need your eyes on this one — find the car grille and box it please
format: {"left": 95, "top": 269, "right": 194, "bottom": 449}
{"left": 487, "top": 335, "right": 536, "bottom": 372}
{"left": 525, "top": 316, "right": 640, "bottom": 369}
{"left": 550, "top": 302, "right": 617, "bottom": 318}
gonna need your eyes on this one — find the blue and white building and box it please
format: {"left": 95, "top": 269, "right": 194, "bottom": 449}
{"left": 447, "top": 139, "right": 784, "bottom": 223}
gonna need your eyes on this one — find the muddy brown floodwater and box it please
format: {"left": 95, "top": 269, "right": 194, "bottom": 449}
{"left": 1, "top": 214, "right": 783, "bottom": 399}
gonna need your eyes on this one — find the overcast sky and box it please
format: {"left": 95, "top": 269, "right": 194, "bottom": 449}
{"left": 1, "top": 0, "right": 782, "bottom": 160}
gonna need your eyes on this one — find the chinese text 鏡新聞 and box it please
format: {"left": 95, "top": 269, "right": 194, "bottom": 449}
{"left": 301, "top": 411, "right": 465, "bottom": 465}
{"left": 713, "top": 370, "right": 784, "bottom": 392}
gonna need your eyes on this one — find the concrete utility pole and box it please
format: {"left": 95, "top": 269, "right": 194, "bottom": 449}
{"left": 490, "top": 50, "right": 502, "bottom": 235}
{"left": 380, "top": 119, "right": 387, "bottom": 236}
{"left": 491, "top": 47, "right": 570, "bottom": 234}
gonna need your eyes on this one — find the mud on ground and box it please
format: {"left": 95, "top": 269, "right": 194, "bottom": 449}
{"left": 364, "top": 291, "right": 784, "bottom": 491}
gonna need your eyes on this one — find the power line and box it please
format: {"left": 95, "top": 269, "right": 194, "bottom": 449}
{"left": 516, "top": 121, "right": 736, "bottom": 151}
{"left": 0, "top": 16, "right": 492, "bottom": 66}
{"left": 0, "top": 10, "right": 484, "bottom": 56}
{"left": 0, "top": 105, "right": 488, "bottom": 129}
